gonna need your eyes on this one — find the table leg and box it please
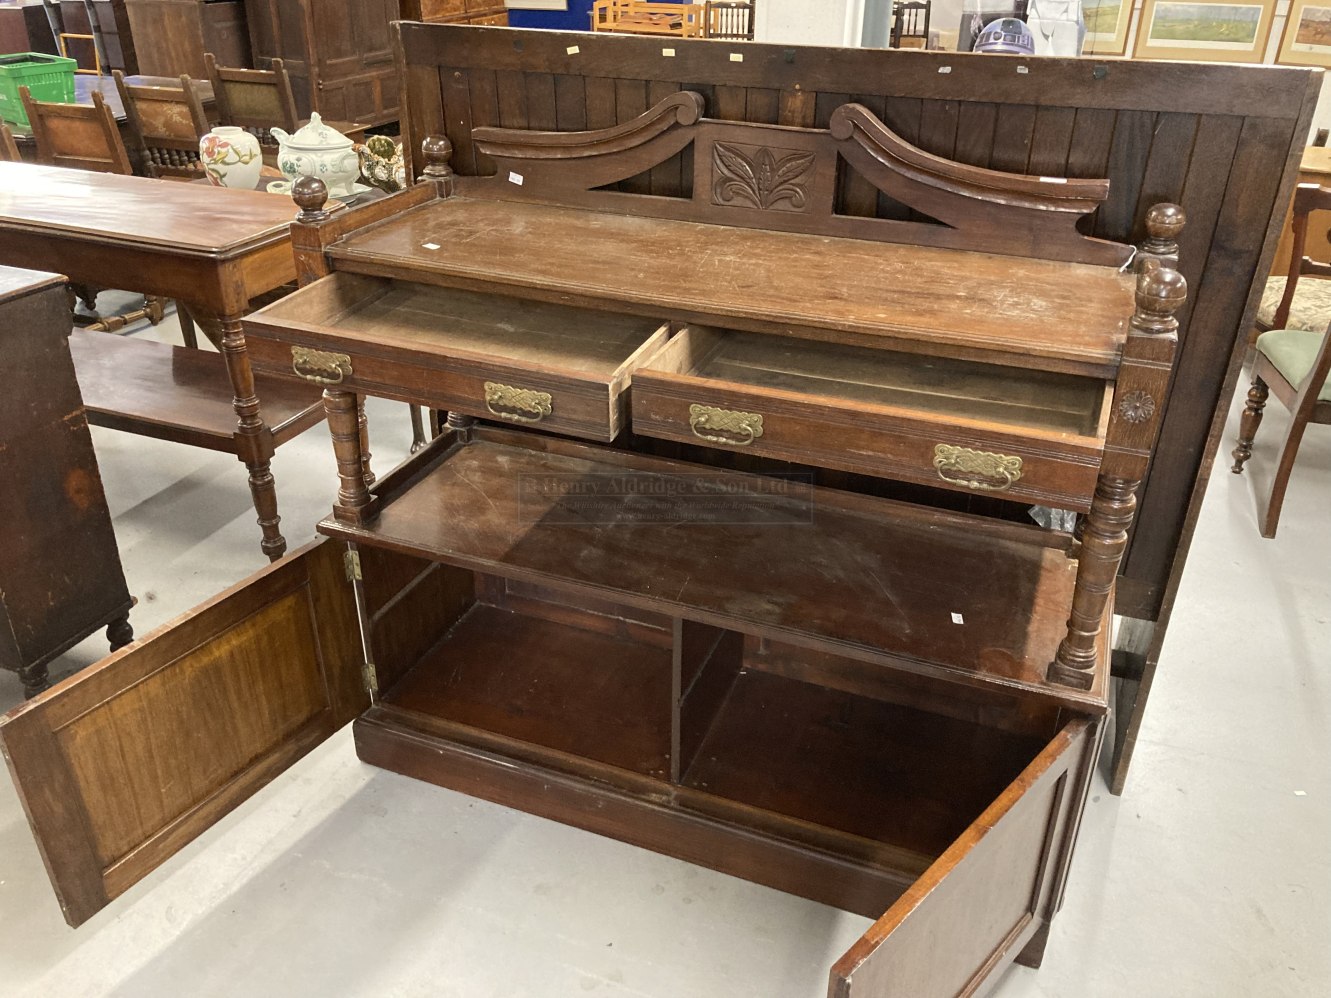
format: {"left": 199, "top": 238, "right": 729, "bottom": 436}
{"left": 218, "top": 311, "right": 286, "bottom": 561}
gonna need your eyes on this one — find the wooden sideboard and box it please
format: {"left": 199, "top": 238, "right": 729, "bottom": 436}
{"left": 0, "top": 266, "right": 133, "bottom": 698}
{"left": 392, "top": 25, "right": 1318, "bottom": 797}
{"left": 400, "top": 0, "right": 509, "bottom": 26}
{"left": 0, "top": 46, "right": 1193, "bottom": 994}
{"left": 245, "top": 0, "right": 400, "bottom": 126}
{"left": 123, "top": 0, "right": 250, "bottom": 77}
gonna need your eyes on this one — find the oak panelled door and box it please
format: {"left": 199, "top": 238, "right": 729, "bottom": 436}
{"left": 0, "top": 541, "right": 366, "bottom": 927}
{"left": 831, "top": 720, "right": 1098, "bottom": 997}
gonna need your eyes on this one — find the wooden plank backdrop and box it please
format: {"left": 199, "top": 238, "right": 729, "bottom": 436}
{"left": 392, "top": 23, "right": 1321, "bottom": 790}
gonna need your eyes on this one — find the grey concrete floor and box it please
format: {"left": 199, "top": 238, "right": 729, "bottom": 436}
{"left": 1, "top": 313, "right": 1327, "bottom": 997}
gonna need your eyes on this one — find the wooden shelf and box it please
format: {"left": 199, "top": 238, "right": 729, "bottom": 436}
{"left": 383, "top": 601, "right": 674, "bottom": 779}
{"left": 328, "top": 196, "right": 1135, "bottom": 377}
{"left": 681, "top": 666, "right": 1049, "bottom": 859}
{"left": 70, "top": 331, "right": 325, "bottom": 452}
{"left": 321, "top": 428, "right": 1107, "bottom": 711}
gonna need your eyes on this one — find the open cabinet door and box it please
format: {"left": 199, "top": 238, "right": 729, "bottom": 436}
{"left": 0, "top": 540, "right": 365, "bottom": 927}
{"left": 829, "top": 716, "right": 1101, "bottom": 998}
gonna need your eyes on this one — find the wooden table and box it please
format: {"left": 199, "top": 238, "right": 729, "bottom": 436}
{"left": 0, "top": 162, "right": 324, "bottom": 561}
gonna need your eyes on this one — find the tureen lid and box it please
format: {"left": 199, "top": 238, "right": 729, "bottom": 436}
{"left": 278, "top": 112, "right": 352, "bottom": 151}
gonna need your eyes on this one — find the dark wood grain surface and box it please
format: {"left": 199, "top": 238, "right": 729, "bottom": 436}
{"left": 330, "top": 196, "right": 1135, "bottom": 377}
{"left": 0, "top": 162, "right": 292, "bottom": 257}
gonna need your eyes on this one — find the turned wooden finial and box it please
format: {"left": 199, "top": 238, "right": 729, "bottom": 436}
{"left": 1132, "top": 260, "right": 1187, "bottom": 335}
{"left": 293, "top": 175, "right": 330, "bottom": 223}
{"left": 1138, "top": 202, "right": 1186, "bottom": 269}
{"left": 420, "top": 134, "right": 454, "bottom": 178}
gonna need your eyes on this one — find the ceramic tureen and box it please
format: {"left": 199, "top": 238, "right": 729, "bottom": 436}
{"left": 270, "top": 113, "right": 359, "bottom": 197}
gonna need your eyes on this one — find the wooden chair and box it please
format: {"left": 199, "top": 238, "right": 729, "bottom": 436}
{"left": 205, "top": 52, "right": 300, "bottom": 139}
{"left": 113, "top": 69, "right": 211, "bottom": 180}
{"left": 0, "top": 123, "right": 20, "bottom": 162}
{"left": 704, "top": 1, "right": 754, "bottom": 39}
{"left": 19, "top": 85, "right": 132, "bottom": 174}
{"left": 1232, "top": 182, "right": 1331, "bottom": 537}
{"left": 890, "top": 0, "right": 931, "bottom": 49}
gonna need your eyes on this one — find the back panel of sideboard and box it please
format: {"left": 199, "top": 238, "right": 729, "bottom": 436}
{"left": 395, "top": 23, "right": 1319, "bottom": 620}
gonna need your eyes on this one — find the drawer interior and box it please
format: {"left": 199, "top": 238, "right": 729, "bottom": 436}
{"left": 648, "top": 327, "right": 1110, "bottom": 437}
{"left": 368, "top": 567, "right": 1064, "bottom": 897}
{"left": 248, "top": 272, "right": 669, "bottom": 380}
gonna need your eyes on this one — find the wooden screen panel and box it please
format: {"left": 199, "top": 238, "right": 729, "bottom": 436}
{"left": 0, "top": 540, "right": 364, "bottom": 927}
{"left": 394, "top": 24, "right": 1318, "bottom": 621}
{"left": 829, "top": 718, "right": 1097, "bottom": 998}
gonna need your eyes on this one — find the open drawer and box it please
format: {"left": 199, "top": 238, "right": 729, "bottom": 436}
{"left": 242, "top": 273, "right": 670, "bottom": 442}
{"left": 632, "top": 327, "right": 1114, "bottom": 512}
{"left": 0, "top": 537, "right": 1103, "bottom": 996}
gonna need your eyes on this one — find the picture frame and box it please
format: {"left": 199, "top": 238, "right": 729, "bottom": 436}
{"left": 1277, "top": 0, "right": 1331, "bottom": 67}
{"left": 1082, "top": 0, "right": 1134, "bottom": 55}
{"left": 1133, "top": 0, "right": 1275, "bottom": 62}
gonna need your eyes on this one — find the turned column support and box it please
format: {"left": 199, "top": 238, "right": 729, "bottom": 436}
{"left": 326, "top": 388, "right": 379, "bottom": 526}
{"left": 1231, "top": 378, "right": 1269, "bottom": 474}
{"left": 419, "top": 134, "right": 455, "bottom": 196}
{"left": 1049, "top": 218, "right": 1187, "bottom": 690}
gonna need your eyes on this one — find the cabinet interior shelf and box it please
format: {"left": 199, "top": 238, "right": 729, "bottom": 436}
{"left": 320, "top": 427, "right": 1107, "bottom": 711}
{"left": 362, "top": 565, "right": 1066, "bottom": 918}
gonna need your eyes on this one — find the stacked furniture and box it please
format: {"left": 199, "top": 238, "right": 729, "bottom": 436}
{"left": 0, "top": 266, "right": 132, "bottom": 698}
{"left": 399, "top": 0, "right": 509, "bottom": 27}
{"left": 244, "top": 0, "right": 400, "bottom": 126}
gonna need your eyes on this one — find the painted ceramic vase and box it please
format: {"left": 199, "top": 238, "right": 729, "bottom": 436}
{"left": 199, "top": 126, "right": 263, "bottom": 190}
{"left": 356, "top": 134, "right": 406, "bottom": 194}
{"left": 271, "top": 113, "right": 360, "bottom": 197}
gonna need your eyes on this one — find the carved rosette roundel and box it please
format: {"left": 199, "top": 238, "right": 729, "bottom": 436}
{"left": 1117, "top": 390, "right": 1157, "bottom": 424}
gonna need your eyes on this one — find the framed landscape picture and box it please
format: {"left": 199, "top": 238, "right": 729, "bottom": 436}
{"left": 1277, "top": 0, "right": 1331, "bottom": 67}
{"left": 1134, "top": 0, "right": 1276, "bottom": 62}
{"left": 1082, "top": 0, "right": 1134, "bottom": 55}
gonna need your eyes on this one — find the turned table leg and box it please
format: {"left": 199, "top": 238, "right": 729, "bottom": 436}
{"left": 326, "top": 388, "right": 379, "bottom": 525}
{"left": 1231, "top": 377, "right": 1268, "bottom": 474}
{"left": 219, "top": 311, "right": 286, "bottom": 561}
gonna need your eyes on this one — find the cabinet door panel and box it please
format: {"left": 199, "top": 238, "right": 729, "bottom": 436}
{"left": 829, "top": 717, "right": 1099, "bottom": 998}
{"left": 0, "top": 540, "right": 364, "bottom": 927}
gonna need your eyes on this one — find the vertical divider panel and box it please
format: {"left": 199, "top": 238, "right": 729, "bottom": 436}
{"left": 953, "top": 101, "right": 999, "bottom": 170}
{"left": 671, "top": 621, "right": 744, "bottom": 783}
{"left": 468, "top": 69, "right": 501, "bottom": 176}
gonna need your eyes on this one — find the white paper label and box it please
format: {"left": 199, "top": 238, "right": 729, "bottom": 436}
{"left": 951, "top": 612, "right": 965, "bottom": 625}
{"left": 1295, "top": 790, "right": 1308, "bottom": 796}
{"left": 422, "top": 242, "right": 440, "bottom": 250}
{"left": 1039, "top": 177, "right": 1069, "bottom": 184}
{"left": 508, "top": 171, "right": 524, "bottom": 186}
{"left": 1017, "top": 65, "right": 1029, "bottom": 74}
{"left": 566, "top": 45, "right": 580, "bottom": 55}
{"left": 730, "top": 52, "right": 744, "bottom": 62}
{"left": 938, "top": 66, "right": 952, "bottom": 74}
{"left": 663, "top": 47, "right": 676, "bottom": 57}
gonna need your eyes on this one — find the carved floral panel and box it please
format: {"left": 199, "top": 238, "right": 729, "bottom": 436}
{"left": 711, "top": 141, "right": 816, "bottom": 213}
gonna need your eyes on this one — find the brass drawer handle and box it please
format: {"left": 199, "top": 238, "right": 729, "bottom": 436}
{"left": 484, "top": 381, "right": 553, "bottom": 423}
{"left": 689, "top": 404, "right": 764, "bottom": 446}
{"left": 933, "top": 444, "right": 1023, "bottom": 492}
{"left": 291, "top": 346, "right": 352, "bottom": 385}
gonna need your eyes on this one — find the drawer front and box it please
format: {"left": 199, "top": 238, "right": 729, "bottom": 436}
{"left": 631, "top": 376, "right": 1103, "bottom": 511}
{"left": 419, "top": 0, "right": 468, "bottom": 17}
{"left": 246, "top": 332, "right": 628, "bottom": 443}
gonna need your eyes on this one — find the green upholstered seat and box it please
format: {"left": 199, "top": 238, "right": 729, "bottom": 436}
{"left": 1258, "top": 275, "right": 1331, "bottom": 331}
{"left": 1257, "top": 328, "right": 1331, "bottom": 402}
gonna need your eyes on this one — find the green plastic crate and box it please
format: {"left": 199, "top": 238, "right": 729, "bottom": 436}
{"left": 0, "top": 53, "right": 78, "bottom": 128}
